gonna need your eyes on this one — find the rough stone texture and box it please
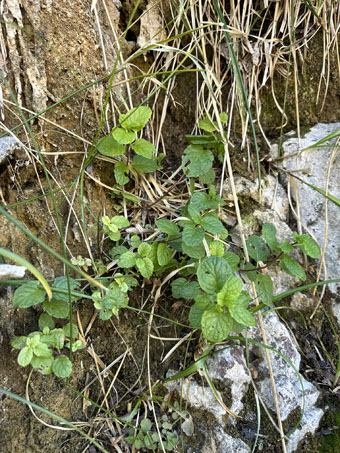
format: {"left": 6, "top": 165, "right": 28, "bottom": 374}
{"left": 166, "top": 309, "right": 323, "bottom": 452}
{"left": 248, "top": 311, "right": 323, "bottom": 452}
{"left": 223, "top": 175, "right": 290, "bottom": 221}
{"left": 201, "top": 426, "right": 250, "bottom": 453}
{"left": 165, "top": 375, "right": 227, "bottom": 422}
{"left": 0, "top": 265, "right": 26, "bottom": 280}
{"left": 281, "top": 123, "right": 340, "bottom": 296}
{"left": 0, "top": 137, "right": 20, "bottom": 164}
{"left": 137, "top": 0, "right": 166, "bottom": 48}
{"left": 205, "top": 346, "right": 251, "bottom": 417}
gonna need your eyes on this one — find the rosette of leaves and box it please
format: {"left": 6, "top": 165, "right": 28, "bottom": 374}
{"left": 126, "top": 415, "right": 179, "bottom": 451}
{"left": 95, "top": 106, "right": 162, "bottom": 186}
{"left": 101, "top": 215, "right": 130, "bottom": 241}
{"left": 172, "top": 254, "right": 255, "bottom": 343}
{"left": 182, "top": 112, "right": 228, "bottom": 184}
{"left": 92, "top": 276, "right": 136, "bottom": 320}
{"left": 11, "top": 315, "right": 83, "bottom": 378}
{"left": 118, "top": 242, "right": 155, "bottom": 279}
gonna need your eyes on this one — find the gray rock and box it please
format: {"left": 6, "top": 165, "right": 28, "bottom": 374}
{"left": 0, "top": 265, "right": 26, "bottom": 280}
{"left": 165, "top": 375, "right": 227, "bottom": 422}
{"left": 0, "top": 137, "right": 20, "bottom": 164}
{"left": 206, "top": 346, "right": 251, "bottom": 417}
{"left": 281, "top": 123, "right": 340, "bottom": 302}
{"left": 201, "top": 426, "right": 250, "bottom": 453}
{"left": 223, "top": 175, "right": 289, "bottom": 221}
{"left": 247, "top": 311, "right": 323, "bottom": 452}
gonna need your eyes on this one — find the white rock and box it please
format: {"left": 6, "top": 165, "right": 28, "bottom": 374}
{"left": 202, "top": 426, "right": 250, "bottom": 453}
{"left": 223, "top": 175, "right": 289, "bottom": 221}
{"left": 281, "top": 123, "right": 340, "bottom": 299}
{"left": 0, "top": 137, "right": 19, "bottom": 164}
{"left": 0, "top": 264, "right": 26, "bottom": 280}
{"left": 165, "top": 375, "right": 226, "bottom": 422}
{"left": 247, "top": 311, "right": 323, "bottom": 451}
{"left": 206, "top": 346, "right": 251, "bottom": 417}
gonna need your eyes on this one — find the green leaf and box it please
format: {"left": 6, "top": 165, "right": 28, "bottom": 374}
{"left": 262, "top": 223, "right": 280, "bottom": 252}
{"left": 43, "top": 299, "right": 69, "bottom": 319}
{"left": 67, "top": 339, "right": 84, "bottom": 352}
{"left": 255, "top": 274, "right": 273, "bottom": 305}
{"left": 156, "top": 219, "right": 179, "bottom": 237}
{"left": 18, "top": 346, "right": 33, "bottom": 367}
{"left": 136, "top": 257, "right": 154, "bottom": 279}
{"left": 194, "top": 294, "right": 214, "bottom": 308}
{"left": 198, "top": 116, "right": 216, "bottom": 132}
{"left": 130, "top": 235, "right": 141, "bottom": 248}
{"left": 119, "top": 106, "right": 152, "bottom": 131}
{"left": 52, "top": 355, "right": 72, "bottom": 378}
{"left": 209, "top": 241, "right": 225, "bottom": 256}
{"left": 122, "top": 192, "right": 140, "bottom": 204}
{"left": 112, "top": 127, "right": 136, "bottom": 144}
{"left": 31, "top": 355, "right": 53, "bottom": 372}
{"left": 199, "top": 168, "right": 215, "bottom": 185}
{"left": 188, "top": 303, "right": 205, "bottom": 328}
{"left": 11, "top": 336, "right": 27, "bottom": 349}
{"left": 241, "top": 262, "right": 257, "bottom": 282}
{"left": 182, "top": 224, "right": 205, "bottom": 246}
{"left": 246, "top": 236, "right": 270, "bottom": 262}
{"left": 224, "top": 252, "right": 240, "bottom": 271}
{"left": 131, "top": 138, "right": 155, "bottom": 159}
{"left": 110, "top": 245, "right": 129, "bottom": 258}
{"left": 201, "top": 214, "right": 224, "bottom": 235}
{"left": 228, "top": 305, "right": 256, "bottom": 327}
{"left": 97, "top": 135, "right": 125, "bottom": 157}
{"left": 33, "top": 342, "right": 52, "bottom": 358}
{"left": 182, "top": 145, "right": 214, "bottom": 177}
{"left": 52, "top": 276, "right": 79, "bottom": 302}
{"left": 140, "top": 418, "right": 152, "bottom": 431}
{"left": 280, "top": 254, "right": 306, "bottom": 281}
{"left": 185, "top": 134, "right": 220, "bottom": 147}
{"left": 219, "top": 112, "right": 228, "bottom": 122}
{"left": 171, "top": 278, "right": 200, "bottom": 299}
{"left": 217, "top": 275, "right": 242, "bottom": 307}
{"left": 182, "top": 242, "right": 206, "bottom": 259}
{"left": 114, "top": 161, "right": 129, "bottom": 186}
{"left": 132, "top": 155, "right": 158, "bottom": 173}
{"left": 278, "top": 239, "right": 294, "bottom": 253}
{"left": 119, "top": 252, "right": 136, "bottom": 268}
{"left": 292, "top": 233, "right": 321, "bottom": 258}
{"left": 197, "top": 256, "right": 232, "bottom": 294}
{"left": 157, "top": 243, "right": 172, "bottom": 266}
{"left": 13, "top": 281, "right": 46, "bottom": 308}
{"left": 38, "top": 313, "right": 55, "bottom": 330}
{"left": 138, "top": 242, "right": 151, "bottom": 257}
{"left": 63, "top": 323, "right": 79, "bottom": 339}
{"left": 201, "top": 308, "right": 233, "bottom": 342}
{"left": 112, "top": 216, "right": 130, "bottom": 228}
{"left": 47, "top": 329, "right": 65, "bottom": 349}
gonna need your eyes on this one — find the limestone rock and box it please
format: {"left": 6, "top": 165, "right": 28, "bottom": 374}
{"left": 0, "top": 265, "right": 26, "bottom": 280}
{"left": 205, "top": 346, "right": 251, "bottom": 417}
{"left": 247, "top": 311, "right": 323, "bottom": 452}
{"left": 0, "top": 137, "right": 20, "bottom": 165}
{"left": 280, "top": 123, "right": 340, "bottom": 319}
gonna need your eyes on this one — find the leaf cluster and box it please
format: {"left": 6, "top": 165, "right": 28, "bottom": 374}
{"left": 96, "top": 106, "right": 162, "bottom": 188}
{"left": 11, "top": 316, "right": 82, "bottom": 378}
{"left": 127, "top": 414, "right": 179, "bottom": 451}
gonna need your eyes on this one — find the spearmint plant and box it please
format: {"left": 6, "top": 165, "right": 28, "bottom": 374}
{"left": 96, "top": 106, "right": 163, "bottom": 187}
{"left": 11, "top": 277, "right": 84, "bottom": 378}
{"left": 9, "top": 109, "right": 321, "bottom": 377}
